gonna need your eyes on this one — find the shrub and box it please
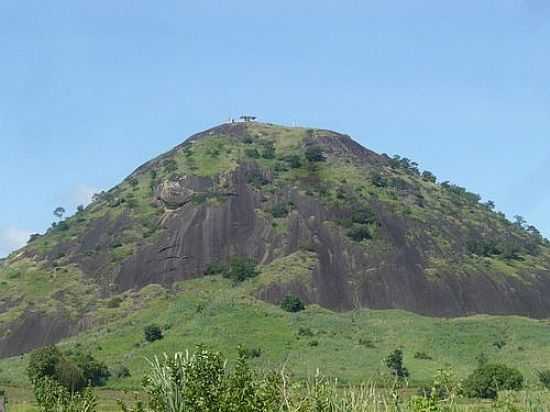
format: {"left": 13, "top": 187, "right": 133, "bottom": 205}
{"left": 414, "top": 351, "right": 433, "bottom": 360}
{"left": 163, "top": 159, "right": 178, "bottom": 173}
{"left": 0, "top": 388, "right": 6, "bottom": 410}
{"left": 244, "top": 148, "right": 260, "bottom": 159}
{"left": 359, "top": 337, "right": 376, "bottom": 348}
{"left": 385, "top": 349, "right": 409, "bottom": 380}
{"left": 280, "top": 295, "right": 305, "bottom": 313}
{"left": 466, "top": 239, "right": 500, "bottom": 257}
{"left": 493, "top": 339, "right": 507, "bottom": 350}
{"left": 297, "top": 327, "right": 314, "bottom": 337}
{"left": 271, "top": 203, "right": 289, "bottom": 218}
{"left": 305, "top": 145, "right": 326, "bottom": 162}
{"left": 351, "top": 208, "right": 376, "bottom": 225}
{"left": 371, "top": 173, "right": 387, "bottom": 188}
{"left": 241, "top": 347, "right": 262, "bottom": 359}
{"left": 476, "top": 352, "right": 489, "bottom": 368}
{"left": 421, "top": 170, "right": 437, "bottom": 183}
{"left": 247, "top": 173, "right": 269, "bottom": 188}
{"left": 27, "top": 346, "right": 64, "bottom": 384}
{"left": 284, "top": 154, "right": 302, "bottom": 169}
{"left": 347, "top": 224, "right": 372, "bottom": 242}
{"left": 68, "top": 351, "right": 110, "bottom": 387}
{"left": 537, "top": 369, "right": 550, "bottom": 389}
{"left": 121, "top": 347, "right": 283, "bottom": 412}
{"left": 242, "top": 135, "right": 255, "bottom": 144}
{"left": 260, "top": 141, "right": 276, "bottom": 159}
{"left": 27, "top": 346, "right": 90, "bottom": 392}
{"left": 223, "top": 257, "right": 258, "bottom": 283}
{"left": 33, "top": 376, "right": 96, "bottom": 412}
{"left": 463, "top": 363, "right": 523, "bottom": 399}
{"left": 411, "top": 368, "right": 462, "bottom": 411}
{"left": 144, "top": 325, "right": 163, "bottom": 343}
{"left": 205, "top": 262, "right": 225, "bottom": 276}
{"left": 29, "top": 233, "right": 42, "bottom": 243}
{"left": 308, "top": 340, "right": 319, "bottom": 347}
{"left": 107, "top": 296, "right": 123, "bottom": 308}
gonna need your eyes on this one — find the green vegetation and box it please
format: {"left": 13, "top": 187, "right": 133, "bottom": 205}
{"left": 463, "top": 363, "right": 524, "bottom": 399}
{"left": 385, "top": 349, "right": 410, "bottom": 380}
{"left": 304, "top": 144, "right": 326, "bottom": 163}
{"left": 27, "top": 346, "right": 109, "bottom": 393}
{"left": 28, "top": 347, "right": 543, "bottom": 412}
{"left": 279, "top": 295, "right": 305, "bottom": 313}
{"left": 143, "top": 325, "right": 163, "bottom": 343}
{"left": 32, "top": 377, "right": 97, "bottom": 412}
{"left": 270, "top": 203, "right": 289, "bottom": 218}
{"left": 222, "top": 257, "right": 259, "bottom": 283}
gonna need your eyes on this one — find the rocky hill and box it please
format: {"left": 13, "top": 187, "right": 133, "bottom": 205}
{"left": 1, "top": 122, "right": 549, "bottom": 358}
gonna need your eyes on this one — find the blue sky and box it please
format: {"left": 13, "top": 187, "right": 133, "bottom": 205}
{"left": 1, "top": 0, "right": 549, "bottom": 257}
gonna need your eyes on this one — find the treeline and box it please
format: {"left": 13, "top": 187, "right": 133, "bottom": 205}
{"left": 382, "top": 153, "right": 548, "bottom": 257}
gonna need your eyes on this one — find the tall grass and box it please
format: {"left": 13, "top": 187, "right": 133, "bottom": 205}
{"left": 116, "top": 348, "right": 550, "bottom": 412}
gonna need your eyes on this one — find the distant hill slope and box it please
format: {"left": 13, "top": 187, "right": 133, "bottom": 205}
{"left": 1, "top": 122, "right": 549, "bottom": 358}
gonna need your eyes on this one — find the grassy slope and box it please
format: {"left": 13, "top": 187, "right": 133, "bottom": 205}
{"left": 2, "top": 273, "right": 550, "bottom": 393}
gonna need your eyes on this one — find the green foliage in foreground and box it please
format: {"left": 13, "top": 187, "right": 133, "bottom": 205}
{"left": 33, "top": 377, "right": 96, "bottom": 412}
{"left": 27, "top": 346, "right": 110, "bottom": 393}
{"left": 115, "top": 347, "right": 539, "bottom": 412}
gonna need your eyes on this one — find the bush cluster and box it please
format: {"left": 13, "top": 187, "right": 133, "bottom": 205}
{"left": 144, "top": 324, "right": 163, "bottom": 343}
{"left": 119, "top": 347, "right": 282, "bottom": 412}
{"left": 463, "top": 363, "right": 523, "bottom": 399}
{"left": 27, "top": 346, "right": 110, "bottom": 393}
{"left": 280, "top": 295, "right": 305, "bottom": 313}
{"left": 271, "top": 203, "right": 289, "bottom": 218}
{"left": 204, "top": 257, "right": 259, "bottom": 283}
{"left": 304, "top": 145, "right": 325, "bottom": 162}
{"left": 384, "top": 349, "right": 409, "bottom": 380}
{"left": 223, "top": 257, "right": 259, "bottom": 283}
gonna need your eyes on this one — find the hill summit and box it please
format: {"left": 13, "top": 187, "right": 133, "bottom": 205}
{"left": 1, "top": 121, "right": 549, "bottom": 358}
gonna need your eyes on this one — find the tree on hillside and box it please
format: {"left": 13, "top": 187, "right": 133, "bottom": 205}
{"left": 27, "top": 346, "right": 86, "bottom": 392}
{"left": 305, "top": 145, "right": 326, "bottom": 162}
{"left": 385, "top": 349, "right": 409, "bottom": 380}
{"left": 223, "top": 257, "right": 258, "bottom": 283}
{"left": 421, "top": 170, "right": 437, "bottom": 183}
{"left": 280, "top": 295, "right": 305, "bottom": 313}
{"left": 464, "top": 363, "right": 523, "bottom": 399}
{"left": 53, "top": 206, "right": 66, "bottom": 220}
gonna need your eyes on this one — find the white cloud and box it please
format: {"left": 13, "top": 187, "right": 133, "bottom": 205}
{"left": 71, "top": 184, "right": 99, "bottom": 207}
{"left": 0, "top": 227, "right": 32, "bottom": 258}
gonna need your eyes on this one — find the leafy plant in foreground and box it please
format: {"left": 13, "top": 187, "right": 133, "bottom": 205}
{"left": 33, "top": 376, "right": 97, "bottom": 412}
